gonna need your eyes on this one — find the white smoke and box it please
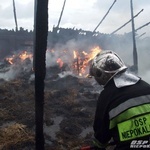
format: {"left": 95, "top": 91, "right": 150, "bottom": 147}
{"left": 111, "top": 35, "right": 150, "bottom": 84}
{"left": 0, "top": 36, "right": 149, "bottom": 84}
{"left": 58, "top": 71, "right": 74, "bottom": 78}
{"left": 0, "top": 51, "right": 33, "bottom": 81}
{"left": 0, "top": 66, "right": 19, "bottom": 81}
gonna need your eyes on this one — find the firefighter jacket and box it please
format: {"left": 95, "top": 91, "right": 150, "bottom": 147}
{"left": 93, "top": 79, "right": 150, "bottom": 150}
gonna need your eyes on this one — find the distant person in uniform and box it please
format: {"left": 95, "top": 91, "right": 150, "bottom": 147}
{"left": 89, "top": 50, "right": 150, "bottom": 150}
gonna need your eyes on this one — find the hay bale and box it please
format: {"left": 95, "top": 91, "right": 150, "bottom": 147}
{"left": 0, "top": 123, "right": 34, "bottom": 149}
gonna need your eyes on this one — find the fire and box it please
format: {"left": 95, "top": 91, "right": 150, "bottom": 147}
{"left": 5, "top": 55, "right": 15, "bottom": 64}
{"left": 72, "top": 46, "right": 102, "bottom": 77}
{"left": 73, "top": 50, "right": 78, "bottom": 59}
{"left": 5, "top": 51, "right": 33, "bottom": 65}
{"left": 4, "top": 47, "right": 101, "bottom": 78}
{"left": 19, "top": 51, "right": 32, "bottom": 61}
{"left": 86, "top": 46, "right": 102, "bottom": 62}
{"left": 52, "top": 46, "right": 101, "bottom": 77}
{"left": 57, "top": 58, "right": 64, "bottom": 68}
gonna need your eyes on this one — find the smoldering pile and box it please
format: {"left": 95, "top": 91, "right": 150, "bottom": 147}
{"left": 0, "top": 47, "right": 103, "bottom": 150}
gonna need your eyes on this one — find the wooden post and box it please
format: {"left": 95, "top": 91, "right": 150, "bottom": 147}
{"left": 130, "top": 0, "right": 138, "bottom": 73}
{"left": 111, "top": 9, "right": 143, "bottom": 35}
{"left": 57, "top": 0, "right": 66, "bottom": 28}
{"left": 12, "top": 0, "right": 18, "bottom": 31}
{"left": 34, "top": 0, "right": 49, "bottom": 149}
{"left": 93, "top": 0, "right": 117, "bottom": 32}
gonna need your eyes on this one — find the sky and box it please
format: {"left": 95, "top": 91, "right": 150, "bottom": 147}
{"left": 0, "top": 0, "right": 150, "bottom": 37}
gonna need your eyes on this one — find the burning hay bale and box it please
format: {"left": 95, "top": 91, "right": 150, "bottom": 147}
{"left": 0, "top": 46, "right": 103, "bottom": 149}
{"left": 0, "top": 46, "right": 102, "bottom": 82}
{"left": 0, "top": 123, "right": 34, "bottom": 149}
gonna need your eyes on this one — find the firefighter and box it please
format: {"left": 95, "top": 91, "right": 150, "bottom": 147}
{"left": 89, "top": 50, "right": 150, "bottom": 150}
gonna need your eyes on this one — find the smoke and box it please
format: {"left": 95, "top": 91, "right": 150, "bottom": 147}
{"left": 115, "top": 37, "right": 150, "bottom": 84}
{"left": 46, "top": 50, "right": 60, "bottom": 68}
{"left": 0, "top": 51, "right": 33, "bottom": 81}
{"left": 0, "top": 65, "right": 21, "bottom": 81}
{"left": 137, "top": 39, "right": 150, "bottom": 83}
{"left": 0, "top": 68, "right": 19, "bottom": 81}
{"left": 46, "top": 39, "right": 78, "bottom": 68}
{"left": 0, "top": 39, "right": 89, "bottom": 81}
{"left": 46, "top": 38, "right": 94, "bottom": 69}
{"left": 58, "top": 71, "right": 74, "bottom": 78}
{"left": 0, "top": 34, "right": 149, "bottom": 84}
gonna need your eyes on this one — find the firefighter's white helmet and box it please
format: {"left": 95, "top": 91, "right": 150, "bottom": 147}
{"left": 90, "top": 50, "right": 127, "bottom": 86}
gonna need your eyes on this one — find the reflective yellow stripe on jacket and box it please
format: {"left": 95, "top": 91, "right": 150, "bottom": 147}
{"left": 109, "top": 95, "right": 150, "bottom": 130}
{"left": 118, "top": 113, "right": 150, "bottom": 141}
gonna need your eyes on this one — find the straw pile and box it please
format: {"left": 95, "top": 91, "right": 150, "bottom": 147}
{"left": 0, "top": 123, "right": 34, "bottom": 149}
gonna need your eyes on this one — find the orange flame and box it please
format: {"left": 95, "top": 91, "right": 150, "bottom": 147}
{"left": 5, "top": 55, "right": 15, "bottom": 64}
{"left": 57, "top": 58, "right": 64, "bottom": 68}
{"left": 5, "top": 51, "right": 33, "bottom": 65}
{"left": 86, "top": 46, "right": 102, "bottom": 63}
{"left": 72, "top": 46, "right": 102, "bottom": 77}
{"left": 5, "top": 47, "right": 101, "bottom": 78}
{"left": 73, "top": 50, "right": 78, "bottom": 59}
{"left": 19, "top": 51, "right": 32, "bottom": 61}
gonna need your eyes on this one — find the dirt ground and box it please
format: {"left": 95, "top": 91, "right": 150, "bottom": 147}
{"left": 0, "top": 71, "right": 103, "bottom": 150}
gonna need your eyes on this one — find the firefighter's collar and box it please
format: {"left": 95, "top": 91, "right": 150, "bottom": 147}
{"left": 113, "top": 70, "right": 140, "bottom": 88}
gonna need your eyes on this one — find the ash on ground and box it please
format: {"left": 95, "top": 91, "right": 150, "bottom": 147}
{"left": 0, "top": 67, "right": 107, "bottom": 150}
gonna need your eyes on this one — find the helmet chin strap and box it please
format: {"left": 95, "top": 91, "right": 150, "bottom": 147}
{"left": 113, "top": 70, "right": 140, "bottom": 88}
